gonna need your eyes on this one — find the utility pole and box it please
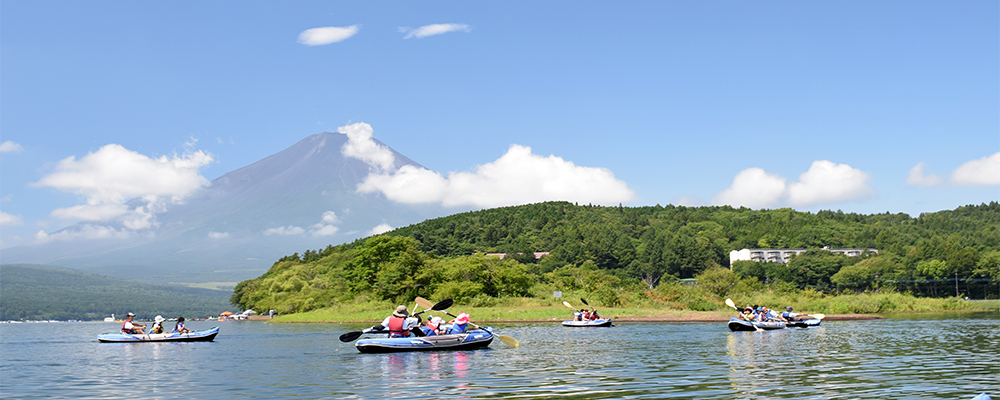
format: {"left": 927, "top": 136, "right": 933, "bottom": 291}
{"left": 955, "top": 271, "right": 959, "bottom": 298}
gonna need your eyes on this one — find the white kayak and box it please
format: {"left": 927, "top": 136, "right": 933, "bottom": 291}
{"left": 97, "top": 327, "right": 220, "bottom": 343}
{"left": 562, "top": 318, "right": 613, "bottom": 327}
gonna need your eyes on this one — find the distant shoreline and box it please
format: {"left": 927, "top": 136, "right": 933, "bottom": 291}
{"left": 260, "top": 312, "right": 887, "bottom": 324}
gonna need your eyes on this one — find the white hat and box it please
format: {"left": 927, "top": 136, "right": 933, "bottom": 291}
{"left": 154, "top": 315, "right": 164, "bottom": 322}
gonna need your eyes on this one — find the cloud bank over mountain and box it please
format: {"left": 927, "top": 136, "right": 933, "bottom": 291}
{"left": 712, "top": 161, "right": 874, "bottom": 209}
{"left": 337, "top": 123, "right": 636, "bottom": 208}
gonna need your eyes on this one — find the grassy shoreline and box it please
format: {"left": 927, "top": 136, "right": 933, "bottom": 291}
{"left": 266, "top": 295, "right": 999, "bottom": 324}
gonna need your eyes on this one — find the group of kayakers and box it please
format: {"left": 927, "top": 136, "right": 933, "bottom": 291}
{"left": 572, "top": 308, "right": 603, "bottom": 321}
{"left": 121, "top": 312, "right": 192, "bottom": 335}
{"left": 738, "top": 305, "right": 811, "bottom": 322}
{"left": 376, "top": 305, "right": 472, "bottom": 338}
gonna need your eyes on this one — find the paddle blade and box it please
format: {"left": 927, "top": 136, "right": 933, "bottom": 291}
{"left": 562, "top": 301, "right": 575, "bottom": 310}
{"left": 580, "top": 298, "right": 590, "bottom": 306}
{"left": 812, "top": 313, "right": 826, "bottom": 320}
{"left": 339, "top": 331, "right": 364, "bottom": 342}
{"left": 725, "top": 298, "right": 737, "bottom": 310}
{"left": 415, "top": 297, "right": 433, "bottom": 310}
{"left": 432, "top": 298, "right": 454, "bottom": 311}
{"left": 498, "top": 334, "right": 519, "bottom": 348}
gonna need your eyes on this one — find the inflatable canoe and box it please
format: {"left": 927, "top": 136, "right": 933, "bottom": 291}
{"left": 97, "top": 326, "right": 220, "bottom": 343}
{"left": 355, "top": 327, "right": 494, "bottom": 353}
{"left": 786, "top": 318, "right": 822, "bottom": 328}
{"left": 727, "top": 318, "right": 786, "bottom": 331}
{"left": 562, "top": 318, "right": 613, "bottom": 327}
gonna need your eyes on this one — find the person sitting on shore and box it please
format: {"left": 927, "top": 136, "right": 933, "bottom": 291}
{"left": 447, "top": 313, "right": 471, "bottom": 334}
{"left": 150, "top": 315, "right": 165, "bottom": 334}
{"left": 377, "top": 305, "right": 419, "bottom": 338}
{"left": 121, "top": 313, "right": 145, "bottom": 334}
{"left": 173, "top": 316, "right": 191, "bottom": 334}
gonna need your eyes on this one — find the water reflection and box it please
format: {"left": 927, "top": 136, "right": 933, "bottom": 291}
{"left": 1, "top": 314, "right": 997, "bottom": 399}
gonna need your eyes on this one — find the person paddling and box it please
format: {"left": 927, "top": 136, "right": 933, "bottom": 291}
{"left": 377, "top": 305, "right": 420, "bottom": 338}
{"left": 121, "top": 313, "right": 146, "bottom": 334}
{"left": 421, "top": 316, "right": 445, "bottom": 336}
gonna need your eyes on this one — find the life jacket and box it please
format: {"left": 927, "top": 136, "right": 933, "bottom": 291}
{"left": 387, "top": 316, "right": 409, "bottom": 337}
{"left": 151, "top": 322, "right": 163, "bottom": 334}
{"left": 122, "top": 320, "right": 137, "bottom": 334}
{"left": 448, "top": 323, "right": 468, "bottom": 334}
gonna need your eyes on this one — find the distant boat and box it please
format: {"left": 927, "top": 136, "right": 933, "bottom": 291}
{"left": 103, "top": 314, "right": 115, "bottom": 322}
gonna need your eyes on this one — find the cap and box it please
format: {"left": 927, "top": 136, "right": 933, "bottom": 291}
{"left": 127, "top": 312, "right": 136, "bottom": 317}
{"left": 786, "top": 306, "right": 793, "bottom": 311}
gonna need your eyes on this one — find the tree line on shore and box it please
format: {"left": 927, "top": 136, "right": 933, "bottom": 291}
{"left": 230, "top": 201, "right": 1000, "bottom": 315}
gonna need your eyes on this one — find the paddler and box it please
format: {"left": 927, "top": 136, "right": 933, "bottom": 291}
{"left": 376, "top": 305, "right": 420, "bottom": 338}
{"left": 121, "top": 312, "right": 146, "bottom": 334}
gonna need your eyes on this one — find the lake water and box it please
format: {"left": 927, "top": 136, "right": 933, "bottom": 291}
{"left": 1, "top": 313, "right": 997, "bottom": 399}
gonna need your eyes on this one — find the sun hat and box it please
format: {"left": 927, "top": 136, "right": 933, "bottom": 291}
{"left": 392, "top": 305, "right": 409, "bottom": 318}
{"left": 154, "top": 315, "right": 164, "bottom": 322}
{"left": 454, "top": 313, "right": 470, "bottom": 325}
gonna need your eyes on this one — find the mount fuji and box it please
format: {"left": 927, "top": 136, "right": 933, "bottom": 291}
{"left": 0, "top": 132, "right": 453, "bottom": 286}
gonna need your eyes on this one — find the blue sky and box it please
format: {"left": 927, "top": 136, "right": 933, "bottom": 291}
{"left": 1, "top": 1, "right": 998, "bottom": 249}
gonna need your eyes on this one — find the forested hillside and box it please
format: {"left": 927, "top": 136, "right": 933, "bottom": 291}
{"left": 1, "top": 264, "right": 232, "bottom": 321}
{"left": 231, "top": 202, "right": 1000, "bottom": 315}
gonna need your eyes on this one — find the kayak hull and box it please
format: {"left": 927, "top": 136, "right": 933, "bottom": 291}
{"left": 561, "top": 318, "right": 613, "bottom": 327}
{"left": 97, "top": 326, "right": 219, "bottom": 343}
{"left": 728, "top": 318, "right": 786, "bottom": 331}
{"left": 355, "top": 328, "right": 494, "bottom": 353}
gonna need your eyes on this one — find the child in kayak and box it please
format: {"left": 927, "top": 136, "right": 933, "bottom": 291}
{"left": 421, "top": 316, "right": 445, "bottom": 336}
{"left": 447, "top": 313, "right": 471, "bottom": 334}
{"left": 172, "top": 316, "right": 191, "bottom": 334}
{"left": 150, "top": 315, "right": 165, "bottom": 334}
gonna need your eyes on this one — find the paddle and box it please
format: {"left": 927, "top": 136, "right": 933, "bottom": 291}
{"left": 416, "top": 298, "right": 520, "bottom": 348}
{"left": 725, "top": 298, "right": 763, "bottom": 332}
{"left": 339, "top": 298, "right": 454, "bottom": 343}
{"left": 562, "top": 301, "right": 575, "bottom": 310}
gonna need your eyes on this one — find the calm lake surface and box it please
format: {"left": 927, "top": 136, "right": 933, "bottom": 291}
{"left": 1, "top": 313, "right": 997, "bottom": 399}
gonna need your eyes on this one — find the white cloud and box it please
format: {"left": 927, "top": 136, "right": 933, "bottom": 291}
{"left": 357, "top": 144, "right": 635, "bottom": 208}
{"left": 32, "top": 144, "right": 213, "bottom": 206}
{"left": 338, "top": 122, "right": 395, "bottom": 171}
{"left": 950, "top": 152, "right": 1000, "bottom": 186}
{"left": 369, "top": 223, "right": 394, "bottom": 235}
{"left": 298, "top": 25, "right": 360, "bottom": 46}
{"left": 711, "top": 168, "right": 787, "bottom": 209}
{"left": 310, "top": 224, "right": 339, "bottom": 237}
{"left": 788, "top": 161, "right": 874, "bottom": 206}
{"left": 1, "top": 211, "right": 24, "bottom": 226}
{"left": 262, "top": 226, "right": 305, "bottom": 236}
{"left": 712, "top": 161, "right": 873, "bottom": 209}
{"left": 906, "top": 162, "right": 943, "bottom": 187}
{"left": 50, "top": 204, "right": 129, "bottom": 221}
{"left": 30, "top": 144, "right": 212, "bottom": 232}
{"left": 320, "top": 211, "right": 340, "bottom": 224}
{"left": 33, "top": 224, "right": 138, "bottom": 243}
{"left": 400, "top": 23, "right": 470, "bottom": 39}
{"left": 208, "top": 231, "right": 230, "bottom": 239}
{"left": 0, "top": 141, "right": 23, "bottom": 153}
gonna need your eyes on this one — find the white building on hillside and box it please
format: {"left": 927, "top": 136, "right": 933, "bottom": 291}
{"left": 729, "top": 247, "right": 877, "bottom": 268}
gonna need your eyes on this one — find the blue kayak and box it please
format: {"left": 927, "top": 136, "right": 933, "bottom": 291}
{"left": 562, "top": 318, "right": 613, "bottom": 327}
{"left": 355, "top": 327, "right": 494, "bottom": 353}
{"left": 97, "top": 326, "right": 220, "bottom": 343}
